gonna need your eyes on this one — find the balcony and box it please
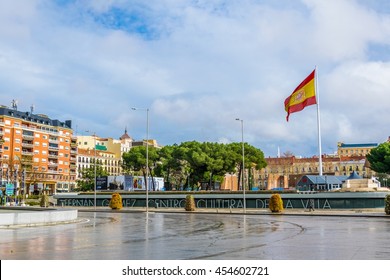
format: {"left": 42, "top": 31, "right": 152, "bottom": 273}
{"left": 22, "top": 134, "right": 34, "bottom": 140}
{"left": 21, "top": 142, "right": 34, "bottom": 148}
{"left": 21, "top": 150, "right": 34, "bottom": 156}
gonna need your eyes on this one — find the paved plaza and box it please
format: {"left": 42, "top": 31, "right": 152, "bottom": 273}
{"left": 1, "top": 209, "right": 390, "bottom": 260}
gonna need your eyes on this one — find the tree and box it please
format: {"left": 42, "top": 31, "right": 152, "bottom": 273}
{"left": 76, "top": 165, "right": 108, "bottom": 192}
{"left": 123, "top": 141, "right": 267, "bottom": 191}
{"left": 366, "top": 142, "right": 390, "bottom": 174}
{"left": 122, "top": 146, "right": 159, "bottom": 190}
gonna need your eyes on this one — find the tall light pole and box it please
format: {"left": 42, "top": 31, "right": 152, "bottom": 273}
{"left": 236, "top": 118, "right": 246, "bottom": 213}
{"left": 86, "top": 131, "right": 97, "bottom": 210}
{"left": 132, "top": 107, "right": 149, "bottom": 212}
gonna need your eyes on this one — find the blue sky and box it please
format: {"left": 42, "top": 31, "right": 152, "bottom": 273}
{"left": 1, "top": 0, "right": 390, "bottom": 157}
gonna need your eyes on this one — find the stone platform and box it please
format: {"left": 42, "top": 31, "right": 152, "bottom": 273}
{"left": 0, "top": 207, "right": 78, "bottom": 227}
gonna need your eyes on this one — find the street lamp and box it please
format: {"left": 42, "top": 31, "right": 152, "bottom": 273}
{"left": 235, "top": 118, "right": 246, "bottom": 213}
{"left": 86, "top": 131, "right": 97, "bottom": 210}
{"left": 132, "top": 107, "right": 149, "bottom": 212}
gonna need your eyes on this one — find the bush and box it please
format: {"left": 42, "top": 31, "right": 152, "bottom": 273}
{"left": 109, "top": 193, "right": 123, "bottom": 210}
{"left": 185, "top": 194, "right": 196, "bottom": 211}
{"left": 385, "top": 194, "right": 390, "bottom": 215}
{"left": 40, "top": 194, "right": 49, "bottom": 207}
{"left": 269, "top": 193, "right": 284, "bottom": 213}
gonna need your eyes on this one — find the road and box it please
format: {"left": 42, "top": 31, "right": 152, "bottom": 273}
{"left": 1, "top": 211, "right": 390, "bottom": 260}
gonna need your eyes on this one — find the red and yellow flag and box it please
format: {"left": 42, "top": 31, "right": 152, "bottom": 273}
{"left": 284, "top": 69, "right": 316, "bottom": 121}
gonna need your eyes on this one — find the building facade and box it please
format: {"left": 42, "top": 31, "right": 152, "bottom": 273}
{"left": 257, "top": 154, "right": 375, "bottom": 191}
{"left": 337, "top": 142, "right": 378, "bottom": 157}
{"left": 0, "top": 105, "right": 76, "bottom": 195}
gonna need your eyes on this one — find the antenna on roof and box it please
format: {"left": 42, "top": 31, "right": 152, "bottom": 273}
{"left": 30, "top": 104, "right": 35, "bottom": 114}
{"left": 11, "top": 99, "right": 18, "bottom": 110}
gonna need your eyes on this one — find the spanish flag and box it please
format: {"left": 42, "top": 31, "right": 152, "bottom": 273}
{"left": 284, "top": 69, "right": 316, "bottom": 121}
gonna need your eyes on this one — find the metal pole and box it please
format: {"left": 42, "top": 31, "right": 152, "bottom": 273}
{"left": 94, "top": 134, "right": 97, "bottom": 210}
{"left": 236, "top": 118, "right": 246, "bottom": 213}
{"left": 132, "top": 107, "right": 150, "bottom": 212}
{"left": 146, "top": 108, "right": 149, "bottom": 213}
{"left": 86, "top": 130, "right": 97, "bottom": 209}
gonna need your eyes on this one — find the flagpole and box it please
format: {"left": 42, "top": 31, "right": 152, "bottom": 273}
{"left": 315, "top": 66, "right": 323, "bottom": 176}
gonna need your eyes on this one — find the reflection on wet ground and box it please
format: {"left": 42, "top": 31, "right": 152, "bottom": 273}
{"left": 1, "top": 212, "right": 390, "bottom": 260}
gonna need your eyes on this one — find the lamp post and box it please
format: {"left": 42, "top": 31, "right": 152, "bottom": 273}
{"left": 132, "top": 107, "right": 149, "bottom": 212}
{"left": 235, "top": 118, "right": 246, "bottom": 213}
{"left": 86, "top": 131, "right": 97, "bottom": 210}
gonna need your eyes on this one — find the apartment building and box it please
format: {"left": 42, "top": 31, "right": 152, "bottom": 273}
{"left": 76, "top": 130, "right": 160, "bottom": 180}
{"left": 0, "top": 105, "right": 77, "bottom": 195}
{"left": 76, "top": 147, "right": 121, "bottom": 181}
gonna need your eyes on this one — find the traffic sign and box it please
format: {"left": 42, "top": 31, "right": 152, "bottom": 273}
{"left": 5, "top": 183, "right": 14, "bottom": 196}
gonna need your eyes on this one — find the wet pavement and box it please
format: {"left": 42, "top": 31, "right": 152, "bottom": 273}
{"left": 1, "top": 209, "right": 390, "bottom": 260}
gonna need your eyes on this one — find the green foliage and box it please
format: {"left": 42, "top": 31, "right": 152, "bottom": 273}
{"left": 122, "top": 141, "right": 267, "bottom": 191}
{"left": 269, "top": 193, "right": 284, "bottom": 213}
{"left": 109, "top": 193, "right": 123, "bottom": 210}
{"left": 40, "top": 194, "right": 49, "bottom": 207}
{"left": 385, "top": 194, "right": 390, "bottom": 215}
{"left": 76, "top": 165, "right": 109, "bottom": 192}
{"left": 366, "top": 142, "right": 390, "bottom": 174}
{"left": 185, "top": 194, "right": 196, "bottom": 211}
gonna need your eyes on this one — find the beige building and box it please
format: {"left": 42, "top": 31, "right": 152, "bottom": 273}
{"left": 257, "top": 155, "right": 375, "bottom": 190}
{"left": 76, "top": 129, "right": 161, "bottom": 181}
{"left": 337, "top": 142, "right": 378, "bottom": 157}
{"left": 77, "top": 148, "right": 121, "bottom": 181}
{"left": 221, "top": 153, "right": 375, "bottom": 191}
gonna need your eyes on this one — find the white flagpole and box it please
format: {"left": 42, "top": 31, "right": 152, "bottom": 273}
{"left": 315, "top": 66, "right": 323, "bottom": 176}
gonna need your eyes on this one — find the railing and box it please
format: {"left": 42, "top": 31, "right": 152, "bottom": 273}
{"left": 21, "top": 142, "right": 34, "bottom": 148}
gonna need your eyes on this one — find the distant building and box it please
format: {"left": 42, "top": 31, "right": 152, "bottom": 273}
{"left": 257, "top": 154, "right": 375, "bottom": 191}
{"left": 337, "top": 142, "right": 378, "bottom": 157}
{"left": 76, "top": 130, "right": 161, "bottom": 181}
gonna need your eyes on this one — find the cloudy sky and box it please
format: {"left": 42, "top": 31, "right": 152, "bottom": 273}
{"left": 1, "top": 0, "right": 390, "bottom": 157}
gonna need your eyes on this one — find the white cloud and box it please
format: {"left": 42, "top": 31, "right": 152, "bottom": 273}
{"left": 1, "top": 0, "right": 390, "bottom": 156}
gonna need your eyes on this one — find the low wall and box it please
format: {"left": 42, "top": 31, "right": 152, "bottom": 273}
{"left": 55, "top": 192, "right": 389, "bottom": 210}
{"left": 0, "top": 208, "right": 78, "bottom": 226}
